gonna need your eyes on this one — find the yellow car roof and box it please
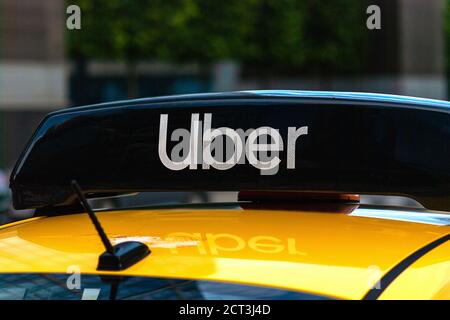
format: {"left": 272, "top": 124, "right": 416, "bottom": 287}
{"left": 0, "top": 203, "right": 449, "bottom": 300}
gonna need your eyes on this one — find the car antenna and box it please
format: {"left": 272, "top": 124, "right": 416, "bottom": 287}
{"left": 71, "top": 180, "right": 150, "bottom": 271}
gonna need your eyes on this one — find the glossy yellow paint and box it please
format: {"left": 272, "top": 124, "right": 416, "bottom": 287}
{"left": 379, "top": 240, "right": 450, "bottom": 299}
{"left": 0, "top": 206, "right": 448, "bottom": 300}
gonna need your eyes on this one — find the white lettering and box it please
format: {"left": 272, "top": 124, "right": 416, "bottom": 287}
{"left": 158, "top": 113, "right": 308, "bottom": 175}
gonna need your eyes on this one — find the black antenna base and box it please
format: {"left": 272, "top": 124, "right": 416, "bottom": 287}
{"left": 98, "top": 241, "right": 150, "bottom": 271}
{"left": 70, "top": 180, "right": 150, "bottom": 271}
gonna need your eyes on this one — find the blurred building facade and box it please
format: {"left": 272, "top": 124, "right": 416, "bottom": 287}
{"left": 69, "top": 61, "right": 210, "bottom": 107}
{"left": 0, "top": 0, "right": 67, "bottom": 169}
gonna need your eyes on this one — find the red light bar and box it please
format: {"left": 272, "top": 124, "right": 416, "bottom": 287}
{"left": 238, "top": 191, "right": 360, "bottom": 203}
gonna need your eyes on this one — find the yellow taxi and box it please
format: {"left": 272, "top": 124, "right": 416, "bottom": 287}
{"left": 0, "top": 90, "right": 449, "bottom": 300}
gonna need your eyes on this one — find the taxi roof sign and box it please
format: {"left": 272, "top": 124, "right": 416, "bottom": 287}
{"left": 10, "top": 91, "right": 450, "bottom": 212}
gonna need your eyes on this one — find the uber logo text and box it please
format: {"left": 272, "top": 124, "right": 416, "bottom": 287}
{"left": 158, "top": 113, "right": 308, "bottom": 175}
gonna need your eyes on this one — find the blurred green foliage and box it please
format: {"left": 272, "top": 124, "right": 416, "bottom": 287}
{"left": 68, "top": 0, "right": 365, "bottom": 75}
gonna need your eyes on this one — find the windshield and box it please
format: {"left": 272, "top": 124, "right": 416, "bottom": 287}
{"left": 0, "top": 273, "right": 333, "bottom": 300}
